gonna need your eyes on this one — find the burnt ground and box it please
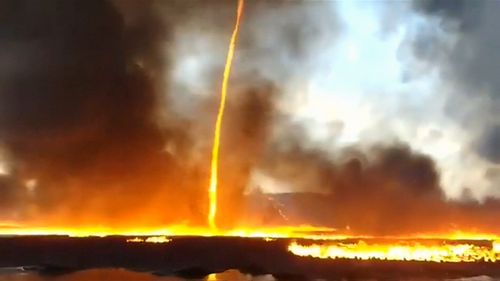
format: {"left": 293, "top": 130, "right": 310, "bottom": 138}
{"left": 0, "top": 236, "right": 499, "bottom": 280}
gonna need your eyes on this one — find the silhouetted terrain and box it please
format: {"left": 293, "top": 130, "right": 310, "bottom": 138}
{"left": 0, "top": 236, "right": 499, "bottom": 280}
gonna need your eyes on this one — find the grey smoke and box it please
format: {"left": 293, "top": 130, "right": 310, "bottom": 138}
{"left": 405, "top": 0, "right": 500, "bottom": 195}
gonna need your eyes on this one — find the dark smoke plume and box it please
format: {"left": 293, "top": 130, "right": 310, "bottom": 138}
{"left": 262, "top": 139, "right": 500, "bottom": 235}
{"left": 0, "top": 0, "right": 206, "bottom": 226}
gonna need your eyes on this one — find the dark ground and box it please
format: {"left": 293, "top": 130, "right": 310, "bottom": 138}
{"left": 0, "top": 236, "right": 499, "bottom": 280}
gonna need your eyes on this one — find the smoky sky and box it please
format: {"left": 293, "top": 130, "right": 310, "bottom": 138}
{"left": 409, "top": 0, "right": 500, "bottom": 167}
{"left": 0, "top": 0, "right": 499, "bottom": 234}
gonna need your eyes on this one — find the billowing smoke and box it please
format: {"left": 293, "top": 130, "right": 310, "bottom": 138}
{"left": 0, "top": 0, "right": 206, "bottom": 227}
{"left": 0, "top": 0, "right": 499, "bottom": 234}
{"left": 0, "top": 0, "right": 292, "bottom": 228}
{"left": 402, "top": 0, "right": 500, "bottom": 198}
{"left": 258, "top": 139, "right": 500, "bottom": 235}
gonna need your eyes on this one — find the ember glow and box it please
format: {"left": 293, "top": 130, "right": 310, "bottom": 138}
{"left": 494, "top": 241, "right": 500, "bottom": 253}
{"left": 208, "top": 0, "right": 245, "bottom": 230}
{"left": 126, "top": 236, "right": 172, "bottom": 243}
{"left": 0, "top": 224, "right": 341, "bottom": 239}
{"left": 288, "top": 240, "right": 500, "bottom": 263}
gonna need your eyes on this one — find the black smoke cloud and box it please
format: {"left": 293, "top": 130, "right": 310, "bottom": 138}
{"left": 0, "top": 0, "right": 206, "bottom": 226}
{"left": 262, "top": 139, "right": 500, "bottom": 235}
{"left": 262, "top": 137, "right": 445, "bottom": 232}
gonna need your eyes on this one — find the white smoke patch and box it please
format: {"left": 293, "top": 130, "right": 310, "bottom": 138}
{"left": 0, "top": 162, "right": 8, "bottom": 176}
{"left": 247, "top": 170, "right": 295, "bottom": 194}
{"left": 24, "top": 178, "right": 37, "bottom": 195}
{"left": 166, "top": 17, "right": 228, "bottom": 117}
{"left": 0, "top": 146, "right": 10, "bottom": 176}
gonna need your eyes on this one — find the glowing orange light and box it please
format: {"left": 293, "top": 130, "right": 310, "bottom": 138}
{"left": 288, "top": 240, "right": 500, "bottom": 263}
{"left": 126, "top": 237, "right": 144, "bottom": 243}
{"left": 126, "top": 236, "right": 172, "bottom": 243}
{"left": 208, "top": 0, "right": 245, "bottom": 230}
{"left": 494, "top": 241, "right": 500, "bottom": 253}
{"left": 207, "top": 273, "right": 218, "bottom": 281}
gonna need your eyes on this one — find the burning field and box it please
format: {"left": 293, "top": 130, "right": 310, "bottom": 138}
{"left": 1, "top": 236, "right": 500, "bottom": 280}
{"left": 288, "top": 239, "right": 500, "bottom": 263}
{"left": 1, "top": 0, "right": 500, "bottom": 279}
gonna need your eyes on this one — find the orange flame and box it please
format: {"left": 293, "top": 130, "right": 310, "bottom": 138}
{"left": 208, "top": 0, "right": 245, "bottom": 230}
{"left": 288, "top": 240, "right": 500, "bottom": 263}
{"left": 126, "top": 236, "right": 171, "bottom": 243}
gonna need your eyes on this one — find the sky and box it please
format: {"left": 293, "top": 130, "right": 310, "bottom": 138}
{"left": 268, "top": 0, "right": 498, "bottom": 199}
{"left": 164, "top": 0, "right": 499, "bottom": 199}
